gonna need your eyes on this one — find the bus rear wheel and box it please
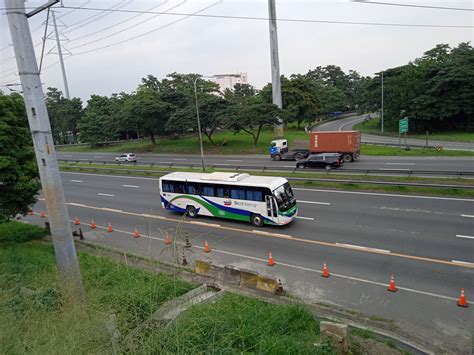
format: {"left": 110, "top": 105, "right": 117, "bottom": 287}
{"left": 185, "top": 206, "right": 198, "bottom": 218}
{"left": 250, "top": 214, "right": 264, "bottom": 227}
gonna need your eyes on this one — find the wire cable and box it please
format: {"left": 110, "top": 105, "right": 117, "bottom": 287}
{"left": 352, "top": 1, "right": 474, "bottom": 12}
{"left": 53, "top": 5, "right": 474, "bottom": 29}
{"left": 38, "top": 8, "right": 51, "bottom": 73}
{"left": 67, "top": 0, "right": 169, "bottom": 43}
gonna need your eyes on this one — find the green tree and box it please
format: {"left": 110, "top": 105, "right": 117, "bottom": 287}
{"left": 45, "top": 87, "right": 82, "bottom": 144}
{"left": 226, "top": 96, "right": 279, "bottom": 147}
{"left": 79, "top": 95, "right": 121, "bottom": 144}
{"left": 0, "top": 92, "right": 40, "bottom": 220}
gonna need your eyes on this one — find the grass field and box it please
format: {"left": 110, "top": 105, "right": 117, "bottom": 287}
{"left": 59, "top": 162, "right": 474, "bottom": 198}
{"left": 354, "top": 118, "right": 474, "bottom": 143}
{"left": 58, "top": 127, "right": 473, "bottom": 157}
{"left": 0, "top": 235, "right": 337, "bottom": 353}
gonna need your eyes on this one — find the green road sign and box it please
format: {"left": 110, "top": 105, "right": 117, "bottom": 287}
{"left": 399, "top": 117, "right": 409, "bottom": 133}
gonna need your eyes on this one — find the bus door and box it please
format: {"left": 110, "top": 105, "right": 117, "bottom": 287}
{"left": 265, "top": 195, "right": 278, "bottom": 223}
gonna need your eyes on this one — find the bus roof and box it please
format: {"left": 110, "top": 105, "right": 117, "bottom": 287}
{"left": 160, "top": 172, "right": 288, "bottom": 190}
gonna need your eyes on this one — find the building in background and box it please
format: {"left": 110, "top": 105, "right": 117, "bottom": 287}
{"left": 211, "top": 72, "right": 248, "bottom": 93}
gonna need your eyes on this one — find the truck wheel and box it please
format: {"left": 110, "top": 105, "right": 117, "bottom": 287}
{"left": 295, "top": 153, "right": 304, "bottom": 160}
{"left": 250, "top": 213, "right": 264, "bottom": 227}
{"left": 342, "top": 154, "right": 353, "bottom": 163}
{"left": 297, "top": 164, "right": 305, "bottom": 169}
{"left": 274, "top": 154, "right": 282, "bottom": 161}
{"left": 185, "top": 206, "right": 198, "bottom": 218}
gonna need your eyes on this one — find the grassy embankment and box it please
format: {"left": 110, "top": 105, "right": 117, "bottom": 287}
{"left": 354, "top": 118, "right": 474, "bottom": 143}
{"left": 59, "top": 161, "right": 474, "bottom": 198}
{"left": 0, "top": 221, "right": 335, "bottom": 353}
{"left": 58, "top": 128, "right": 474, "bottom": 157}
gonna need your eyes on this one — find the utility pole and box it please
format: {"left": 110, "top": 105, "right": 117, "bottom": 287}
{"left": 381, "top": 71, "right": 384, "bottom": 134}
{"left": 51, "top": 10, "right": 70, "bottom": 99}
{"left": 193, "top": 77, "right": 206, "bottom": 172}
{"left": 268, "top": 0, "right": 284, "bottom": 137}
{"left": 6, "top": 0, "right": 85, "bottom": 302}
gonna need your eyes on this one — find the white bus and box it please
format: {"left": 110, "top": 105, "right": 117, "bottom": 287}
{"left": 159, "top": 172, "right": 298, "bottom": 227}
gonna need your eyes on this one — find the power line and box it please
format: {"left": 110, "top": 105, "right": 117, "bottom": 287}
{"left": 72, "top": 0, "right": 224, "bottom": 55}
{"left": 69, "top": 0, "right": 188, "bottom": 50}
{"left": 352, "top": 1, "right": 474, "bottom": 12}
{"left": 54, "top": 5, "right": 473, "bottom": 28}
{"left": 66, "top": 0, "right": 169, "bottom": 43}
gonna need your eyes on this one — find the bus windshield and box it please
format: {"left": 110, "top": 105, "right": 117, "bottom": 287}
{"left": 273, "top": 183, "right": 296, "bottom": 211}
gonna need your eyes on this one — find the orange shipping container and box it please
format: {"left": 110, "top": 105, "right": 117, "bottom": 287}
{"left": 309, "top": 131, "right": 361, "bottom": 161}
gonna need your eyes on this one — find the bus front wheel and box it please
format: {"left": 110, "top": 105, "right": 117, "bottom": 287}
{"left": 185, "top": 206, "right": 198, "bottom": 218}
{"left": 250, "top": 214, "right": 264, "bottom": 227}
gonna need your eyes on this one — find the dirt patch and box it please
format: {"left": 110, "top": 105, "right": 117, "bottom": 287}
{"left": 351, "top": 335, "right": 407, "bottom": 355}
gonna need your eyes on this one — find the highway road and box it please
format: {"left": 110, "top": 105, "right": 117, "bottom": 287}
{"left": 318, "top": 115, "right": 474, "bottom": 152}
{"left": 26, "top": 170, "right": 474, "bottom": 353}
{"left": 57, "top": 152, "right": 474, "bottom": 175}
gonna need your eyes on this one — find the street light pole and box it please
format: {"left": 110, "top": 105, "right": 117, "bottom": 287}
{"left": 193, "top": 77, "right": 206, "bottom": 172}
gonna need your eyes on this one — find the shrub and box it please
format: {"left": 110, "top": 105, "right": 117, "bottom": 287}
{"left": 0, "top": 220, "right": 47, "bottom": 243}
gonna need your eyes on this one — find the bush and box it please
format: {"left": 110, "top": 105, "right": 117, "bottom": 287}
{"left": 0, "top": 220, "right": 47, "bottom": 243}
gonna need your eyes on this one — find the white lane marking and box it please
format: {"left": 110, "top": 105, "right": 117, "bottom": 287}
{"left": 298, "top": 200, "right": 331, "bottom": 205}
{"left": 385, "top": 163, "right": 415, "bottom": 166}
{"left": 451, "top": 260, "right": 474, "bottom": 267}
{"left": 122, "top": 184, "right": 140, "bottom": 188}
{"left": 378, "top": 168, "right": 410, "bottom": 171}
{"left": 226, "top": 160, "right": 243, "bottom": 162}
{"left": 38, "top": 198, "right": 45, "bottom": 201}
{"left": 251, "top": 230, "right": 293, "bottom": 239}
{"left": 64, "top": 155, "right": 73, "bottom": 157}
{"left": 338, "top": 117, "right": 364, "bottom": 131}
{"left": 213, "top": 163, "right": 230, "bottom": 166}
{"left": 97, "top": 193, "right": 115, "bottom": 197}
{"left": 296, "top": 216, "right": 315, "bottom": 221}
{"left": 461, "top": 214, "right": 474, "bottom": 218}
{"left": 70, "top": 180, "right": 83, "bottom": 183}
{"left": 336, "top": 243, "right": 391, "bottom": 254}
{"left": 99, "top": 207, "right": 123, "bottom": 213}
{"left": 284, "top": 165, "right": 296, "bottom": 168}
{"left": 456, "top": 235, "right": 474, "bottom": 240}
{"left": 172, "top": 158, "right": 187, "bottom": 161}
{"left": 293, "top": 188, "right": 474, "bottom": 202}
{"left": 189, "top": 221, "right": 221, "bottom": 227}
{"left": 68, "top": 202, "right": 87, "bottom": 207}
{"left": 61, "top": 171, "right": 160, "bottom": 181}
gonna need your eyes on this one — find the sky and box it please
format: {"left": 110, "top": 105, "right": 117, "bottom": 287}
{"left": 0, "top": 0, "right": 472, "bottom": 102}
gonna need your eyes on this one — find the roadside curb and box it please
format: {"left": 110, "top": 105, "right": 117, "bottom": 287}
{"left": 71, "top": 239, "right": 440, "bottom": 354}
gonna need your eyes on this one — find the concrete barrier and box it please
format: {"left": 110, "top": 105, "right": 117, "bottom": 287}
{"left": 195, "top": 260, "right": 211, "bottom": 275}
{"left": 257, "top": 275, "right": 278, "bottom": 293}
{"left": 320, "top": 321, "right": 350, "bottom": 354}
{"left": 239, "top": 269, "right": 259, "bottom": 289}
{"left": 224, "top": 265, "right": 241, "bottom": 285}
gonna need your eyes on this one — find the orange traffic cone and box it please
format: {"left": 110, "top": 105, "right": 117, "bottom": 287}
{"left": 90, "top": 219, "right": 97, "bottom": 229}
{"left": 322, "top": 262, "right": 330, "bottom": 278}
{"left": 457, "top": 288, "right": 468, "bottom": 308}
{"left": 387, "top": 274, "right": 398, "bottom": 292}
{"left": 40, "top": 211, "right": 46, "bottom": 218}
{"left": 107, "top": 223, "right": 113, "bottom": 232}
{"left": 28, "top": 209, "right": 34, "bottom": 216}
{"left": 133, "top": 227, "right": 140, "bottom": 239}
{"left": 164, "top": 232, "right": 171, "bottom": 245}
{"left": 267, "top": 252, "right": 276, "bottom": 266}
{"left": 204, "top": 241, "right": 211, "bottom": 253}
{"left": 74, "top": 216, "right": 80, "bottom": 225}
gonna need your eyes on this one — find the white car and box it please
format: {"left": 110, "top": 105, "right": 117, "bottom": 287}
{"left": 115, "top": 153, "right": 137, "bottom": 162}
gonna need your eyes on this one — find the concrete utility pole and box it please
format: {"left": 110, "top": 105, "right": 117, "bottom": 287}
{"left": 193, "top": 77, "right": 206, "bottom": 172}
{"left": 268, "top": 0, "right": 284, "bottom": 137}
{"left": 381, "top": 71, "right": 384, "bottom": 134}
{"left": 6, "top": 0, "right": 85, "bottom": 302}
{"left": 51, "top": 10, "right": 70, "bottom": 99}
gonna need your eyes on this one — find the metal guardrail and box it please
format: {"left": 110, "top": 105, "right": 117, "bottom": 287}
{"left": 58, "top": 159, "right": 474, "bottom": 178}
{"left": 58, "top": 162, "right": 474, "bottom": 189}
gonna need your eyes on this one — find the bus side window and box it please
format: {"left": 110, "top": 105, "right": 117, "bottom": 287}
{"left": 187, "top": 183, "right": 197, "bottom": 195}
{"left": 246, "top": 189, "right": 263, "bottom": 201}
{"left": 162, "top": 180, "right": 174, "bottom": 193}
{"left": 230, "top": 188, "right": 246, "bottom": 200}
{"left": 175, "top": 183, "right": 185, "bottom": 194}
{"left": 202, "top": 184, "right": 215, "bottom": 197}
{"left": 216, "top": 186, "right": 230, "bottom": 198}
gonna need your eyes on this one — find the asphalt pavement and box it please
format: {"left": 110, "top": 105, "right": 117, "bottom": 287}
{"left": 57, "top": 152, "right": 474, "bottom": 175}
{"left": 25, "top": 171, "right": 474, "bottom": 353}
{"left": 317, "top": 115, "right": 474, "bottom": 152}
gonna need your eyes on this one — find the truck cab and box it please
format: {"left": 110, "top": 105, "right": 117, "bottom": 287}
{"left": 269, "top": 139, "right": 288, "bottom": 160}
